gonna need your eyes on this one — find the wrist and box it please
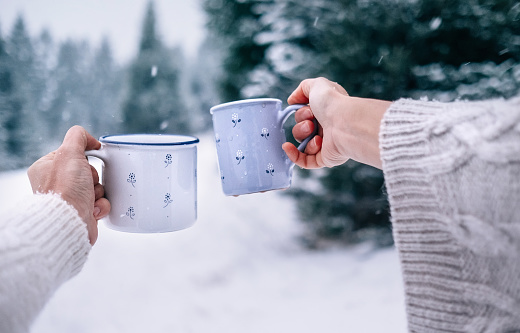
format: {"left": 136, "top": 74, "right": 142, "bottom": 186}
{"left": 337, "top": 96, "right": 391, "bottom": 169}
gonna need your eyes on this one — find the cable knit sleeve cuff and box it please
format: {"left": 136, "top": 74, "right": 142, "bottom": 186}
{"left": 0, "top": 193, "right": 91, "bottom": 333}
{"left": 379, "top": 98, "right": 448, "bottom": 226}
{"left": 378, "top": 99, "right": 469, "bottom": 331}
{"left": 379, "top": 98, "right": 453, "bottom": 260}
{"left": 380, "top": 98, "right": 444, "bottom": 173}
{"left": 11, "top": 192, "right": 92, "bottom": 280}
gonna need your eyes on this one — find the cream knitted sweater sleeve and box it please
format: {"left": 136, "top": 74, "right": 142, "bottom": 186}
{"left": 0, "top": 193, "right": 91, "bottom": 333}
{"left": 380, "top": 96, "right": 520, "bottom": 332}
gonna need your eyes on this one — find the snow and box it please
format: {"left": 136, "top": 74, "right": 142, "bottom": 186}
{"left": 267, "top": 43, "right": 308, "bottom": 74}
{"left": 429, "top": 17, "right": 442, "bottom": 30}
{"left": 0, "top": 134, "right": 407, "bottom": 333}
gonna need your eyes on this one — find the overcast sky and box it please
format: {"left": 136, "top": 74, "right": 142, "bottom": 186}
{"left": 0, "top": 0, "right": 206, "bottom": 63}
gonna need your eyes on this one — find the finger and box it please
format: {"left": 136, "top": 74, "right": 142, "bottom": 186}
{"left": 91, "top": 165, "right": 100, "bottom": 185}
{"left": 292, "top": 120, "right": 315, "bottom": 143}
{"left": 94, "top": 197, "right": 110, "bottom": 220}
{"left": 303, "top": 135, "right": 322, "bottom": 155}
{"left": 294, "top": 106, "right": 314, "bottom": 123}
{"left": 282, "top": 142, "right": 323, "bottom": 169}
{"left": 287, "top": 78, "right": 314, "bottom": 105}
{"left": 94, "top": 183, "right": 104, "bottom": 201}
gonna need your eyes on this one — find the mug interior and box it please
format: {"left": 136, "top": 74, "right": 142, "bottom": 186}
{"left": 100, "top": 134, "right": 199, "bottom": 146}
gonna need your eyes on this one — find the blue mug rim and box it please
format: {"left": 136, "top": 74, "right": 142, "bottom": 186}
{"left": 210, "top": 98, "right": 282, "bottom": 114}
{"left": 99, "top": 134, "right": 199, "bottom": 146}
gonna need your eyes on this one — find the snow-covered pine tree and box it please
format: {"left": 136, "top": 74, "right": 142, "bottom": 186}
{"left": 121, "top": 1, "right": 189, "bottom": 134}
{"left": 47, "top": 40, "right": 92, "bottom": 139}
{"left": 204, "top": 0, "right": 520, "bottom": 247}
{"left": 32, "top": 29, "right": 57, "bottom": 143}
{"left": 0, "top": 26, "right": 16, "bottom": 170}
{"left": 2, "top": 16, "right": 42, "bottom": 169}
{"left": 84, "top": 37, "right": 123, "bottom": 138}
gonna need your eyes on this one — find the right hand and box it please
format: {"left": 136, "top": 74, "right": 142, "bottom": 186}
{"left": 27, "top": 126, "right": 110, "bottom": 245}
{"left": 282, "top": 77, "right": 391, "bottom": 170}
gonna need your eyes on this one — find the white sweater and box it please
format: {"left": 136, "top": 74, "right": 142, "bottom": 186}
{"left": 0, "top": 193, "right": 91, "bottom": 333}
{"left": 380, "top": 96, "right": 520, "bottom": 332}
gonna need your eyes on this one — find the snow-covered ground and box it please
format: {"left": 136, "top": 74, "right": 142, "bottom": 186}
{"left": 0, "top": 134, "right": 407, "bottom": 333}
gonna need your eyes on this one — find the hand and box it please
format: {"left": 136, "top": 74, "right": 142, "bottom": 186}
{"left": 27, "top": 126, "right": 110, "bottom": 245}
{"left": 282, "top": 77, "right": 391, "bottom": 169}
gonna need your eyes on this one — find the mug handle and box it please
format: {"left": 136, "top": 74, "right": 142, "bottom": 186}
{"left": 278, "top": 104, "right": 319, "bottom": 152}
{"left": 85, "top": 145, "right": 108, "bottom": 160}
{"left": 85, "top": 145, "right": 108, "bottom": 176}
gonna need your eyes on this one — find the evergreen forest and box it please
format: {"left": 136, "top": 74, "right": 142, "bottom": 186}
{"left": 1, "top": 0, "right": 519, "bottom": 247}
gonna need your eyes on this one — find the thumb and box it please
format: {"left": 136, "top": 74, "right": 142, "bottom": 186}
{"left": 59, "top": 125, "right": 100, "bottom": 156}
{"left": 288, "top": 79, "right": 314, "bottom": 105}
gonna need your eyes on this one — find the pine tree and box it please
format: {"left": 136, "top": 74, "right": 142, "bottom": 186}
{"left": 122, "top": 1, "right": 189, "bottom": 134}
{"left": 85, "top": 37, "right": 123, "bottom": 137}
{"left": 204, "top": 0, "right": 520, "bottom": 247}
{"left": 48, "top": 39, "right": 91, "bottom": 138}
{"left": 0, "top": 26, "right": 16, "bottom": 170}
{"left": 32, "top": 29, "right": 57, "bottom": 141}
{"left": 3, "top": 16, "right": 41, "bottom": 169}
{"left": 187, "top": 35, "right": 224, "bottom": 131}
{"left": 203, "top": 0, "right": 267, "bottom": 101}
{"left": 0, "top": 17, "right": 125, "bottom": 170}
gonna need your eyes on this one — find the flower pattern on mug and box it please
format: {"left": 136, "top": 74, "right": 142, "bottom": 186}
{"left": 261, "top": 128, "right": 269, "bottom": 139}
{"left": 236, "top": 150, "right": 245, "bottom": 165}
{"left": 266, "top": 163, "right": 275, "bottom": 176}
{"left": 163, "top": 193, "right": 173, "bottom": 208}
{"left": 164, "top": 154, "right": 172, "bottom": 167}
{"left": 126, "top": 206, "right": 135, "bottom": 220}
{"left": 231, "top": 113, "right": 241, "bottom": 127}
{"left": 127, "top": 172, "right": 136, "bottom": 187}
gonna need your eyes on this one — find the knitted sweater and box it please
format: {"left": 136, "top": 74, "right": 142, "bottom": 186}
{"left": 0, "top": 193, "right": 91, "bottom": 333}
{"left": 380, "top": 96, "right": 520, "bottom": 332}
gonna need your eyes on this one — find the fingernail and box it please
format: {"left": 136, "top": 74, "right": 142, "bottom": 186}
{"left": 93, "top": 206, "right": 101, "bottom": 218}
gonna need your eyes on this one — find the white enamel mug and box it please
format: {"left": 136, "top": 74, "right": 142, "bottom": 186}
{"left": 86, "top": 134, "right": 198, "bottom": 233}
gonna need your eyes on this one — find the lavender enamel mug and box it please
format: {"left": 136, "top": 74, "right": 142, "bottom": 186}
{"left": 210, "top": 98, "right": 316, "bottom": 196}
